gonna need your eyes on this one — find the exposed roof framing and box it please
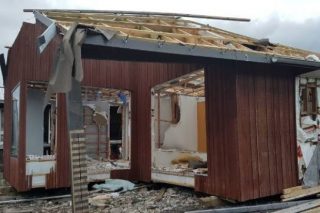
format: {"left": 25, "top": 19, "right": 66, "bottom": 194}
{"left": 82, "top": 86, "right": 130, "bottom": 103}
{"left": 27, "top": 81, "right": 130, "bottom": 103}
{"left": 154, "top": 69, "right": 205, "bottom": 97}
{"left": 26, "top": 9, "right": 320, "bottom": 68}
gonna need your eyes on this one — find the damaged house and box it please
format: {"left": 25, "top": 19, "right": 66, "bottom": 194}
{"left": 2, "top": 9, "right": 320, "bottom": 202}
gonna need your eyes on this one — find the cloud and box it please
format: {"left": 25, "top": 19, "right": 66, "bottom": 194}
{"left": 208, "top": 14, "right": 320, "bottom": 52}
{"left": 0, "top": 1, "right": 319, "bottom": 67}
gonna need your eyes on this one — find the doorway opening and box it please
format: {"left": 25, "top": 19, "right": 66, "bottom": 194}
{"left": 151, "top": 69, "right": 207, "bottom": 187}
{"left": 82, "top": 86, "right": 131, "bottom": 181}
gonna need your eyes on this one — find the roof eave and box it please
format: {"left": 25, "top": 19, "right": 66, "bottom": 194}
{"left": 32, "top": 10, "right": 320, "bottom": 69}
{"left": 84, "top": 33, "right": 320, "bottom": 69}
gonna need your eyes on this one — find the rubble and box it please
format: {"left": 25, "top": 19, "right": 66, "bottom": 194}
{"left": 0, "top": 185, "right": 209, "bottom": 212}
{"left": 86, "top": 156, "right": 130, "bottom": 179}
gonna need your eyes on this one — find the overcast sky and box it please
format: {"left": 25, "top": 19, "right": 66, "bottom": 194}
{"left": 0, "top": 0, "right": 320, "bottom": 90}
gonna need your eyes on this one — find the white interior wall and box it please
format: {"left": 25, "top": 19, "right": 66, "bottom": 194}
{"left": 163, "top": 95, "right": 198, "bottom": 151}
{"left": 151, "top": 93, "right": 207, "bottom": 169}
{"left": 155, "top": 95, "right": 198, "bottom": 151}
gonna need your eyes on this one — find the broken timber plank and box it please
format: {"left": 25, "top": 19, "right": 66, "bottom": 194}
{"left": 273, "top": 199, "right": 320, "bottom": 213}
{"left": 283, "top": 185, "right": 304, "bottom": 194}
{"left": 281, "top": 186, "right": 320, "bottom": 201}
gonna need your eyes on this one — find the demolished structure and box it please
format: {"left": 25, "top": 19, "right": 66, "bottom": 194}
{"left": 2, "top": 9, "right": 320, "bottom": 204}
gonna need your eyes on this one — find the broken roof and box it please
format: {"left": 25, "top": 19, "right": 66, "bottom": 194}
{"left": 25, "top": 9, "right": 320, "bottom": 68}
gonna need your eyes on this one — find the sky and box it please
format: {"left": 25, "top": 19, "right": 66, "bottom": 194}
{"left": 0, "top": 0, "right": 320, "bottom": 93}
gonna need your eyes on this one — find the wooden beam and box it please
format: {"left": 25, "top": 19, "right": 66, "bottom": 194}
{"left": 282, "top": 186, "right": 320, "bottom": 202}
{"left": 273, "top": 199, "right": 320, "bottom": 213}
{"left": 283, "top": 186, "right": 304, "bottom": 194}
{"left": 59, "top": 20, "right": 258, "bottom": 50}
{"left": 26, "top": 9, "right": 251, "bottom": 22}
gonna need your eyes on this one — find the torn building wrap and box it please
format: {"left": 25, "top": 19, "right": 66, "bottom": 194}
{"left": 45, "top": 23, "right": 86, "bottom": 104}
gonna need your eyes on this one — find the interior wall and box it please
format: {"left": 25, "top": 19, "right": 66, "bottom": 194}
{"left": 26, "top": 88, "right": 44, "bottom": 155}
{"left": 153, "top": 95, "right": 171, "bottom": 147}
{"left": 151, "top": 94, "right": 207, "bottom": 169}
{"left": 197, "top": 101, "right": 207, "bottom": 152}
{"left": 160, "top": 96, "right": 198, "bottom": 151}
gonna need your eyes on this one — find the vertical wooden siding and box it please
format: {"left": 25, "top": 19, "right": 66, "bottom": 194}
{"left": 199, "top": 63, "right": 240, "bottom": 200}
{"left": 195, "top": 62, "right": 298, "bottom": 201}
{"left": 4, "top": 22, "right": 61, "bottom": 191}
{"left": 4, "top": 22, "right": 198, "bottom": 190}
{"left": 237, "top": 65, "right": 298, "bottom": 201}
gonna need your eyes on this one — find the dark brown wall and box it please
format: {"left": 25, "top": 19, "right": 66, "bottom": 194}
{"left": 236, "top": 65, "right": 298, "bottom": 201}
{"left": 4, "top": 22, "right": 198, "bottom": 191}
{"left": 195, "top": 62, "right": 298, "bottom": 201}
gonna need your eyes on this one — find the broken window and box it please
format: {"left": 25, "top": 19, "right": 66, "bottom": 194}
{"left": 83, "top": 87, "right": 131, "bottom": 181}
{"left": 11, "top": 83, "right": 20, "bottom": 156}
{"left": 300, "top": 83, "right": 317, "bottom": 115}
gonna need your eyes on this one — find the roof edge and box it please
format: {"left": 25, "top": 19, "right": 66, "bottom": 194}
{"left": 24, "top": 9, "right": 250, "bottom": 22}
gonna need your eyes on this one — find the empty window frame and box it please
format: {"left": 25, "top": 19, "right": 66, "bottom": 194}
{"left": 11, "top": 83, "right": 20, "bottom": 156}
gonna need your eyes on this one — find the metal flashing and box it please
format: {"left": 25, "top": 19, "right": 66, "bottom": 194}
{"left": 33, "top": 11, "right": 58, "bottom": 54}
{"left": 37, "top": 22, "right": 57, "bottom": 53}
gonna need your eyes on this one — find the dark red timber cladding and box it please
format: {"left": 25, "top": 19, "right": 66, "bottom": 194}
{"left": 198, "top": 62, "right": 240, "bottom": 200}
{"left": 4, "top": 21, "right": 199, "bottom": 190}
{"left": 4, "top": 22, "right": 61, "bottom": 191}
{"left": 195, "top": 62, "right": 298, "bottom": 201}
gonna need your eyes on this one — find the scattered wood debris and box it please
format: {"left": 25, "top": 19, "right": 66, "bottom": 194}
{"left": 0, "top": 184, "right": 209, "bottom": 212}
{"left": 281, "top": 185, "right": 320, "bottom": 201}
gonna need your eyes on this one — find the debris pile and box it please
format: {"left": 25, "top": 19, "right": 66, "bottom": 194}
{"left": 90, "top": 186, "right": 207, "bottom": 212}
{"left": 153, "top": 153, "right": 208, "bottom": 175}
{"left": 0, "top": 184, "right": 210, "bottom": 212}
{"left": 86, "top": 156, "right": 129, "bottom": 177}
{"left": 0, "top": 198, "right": 72, "bottom": 213}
